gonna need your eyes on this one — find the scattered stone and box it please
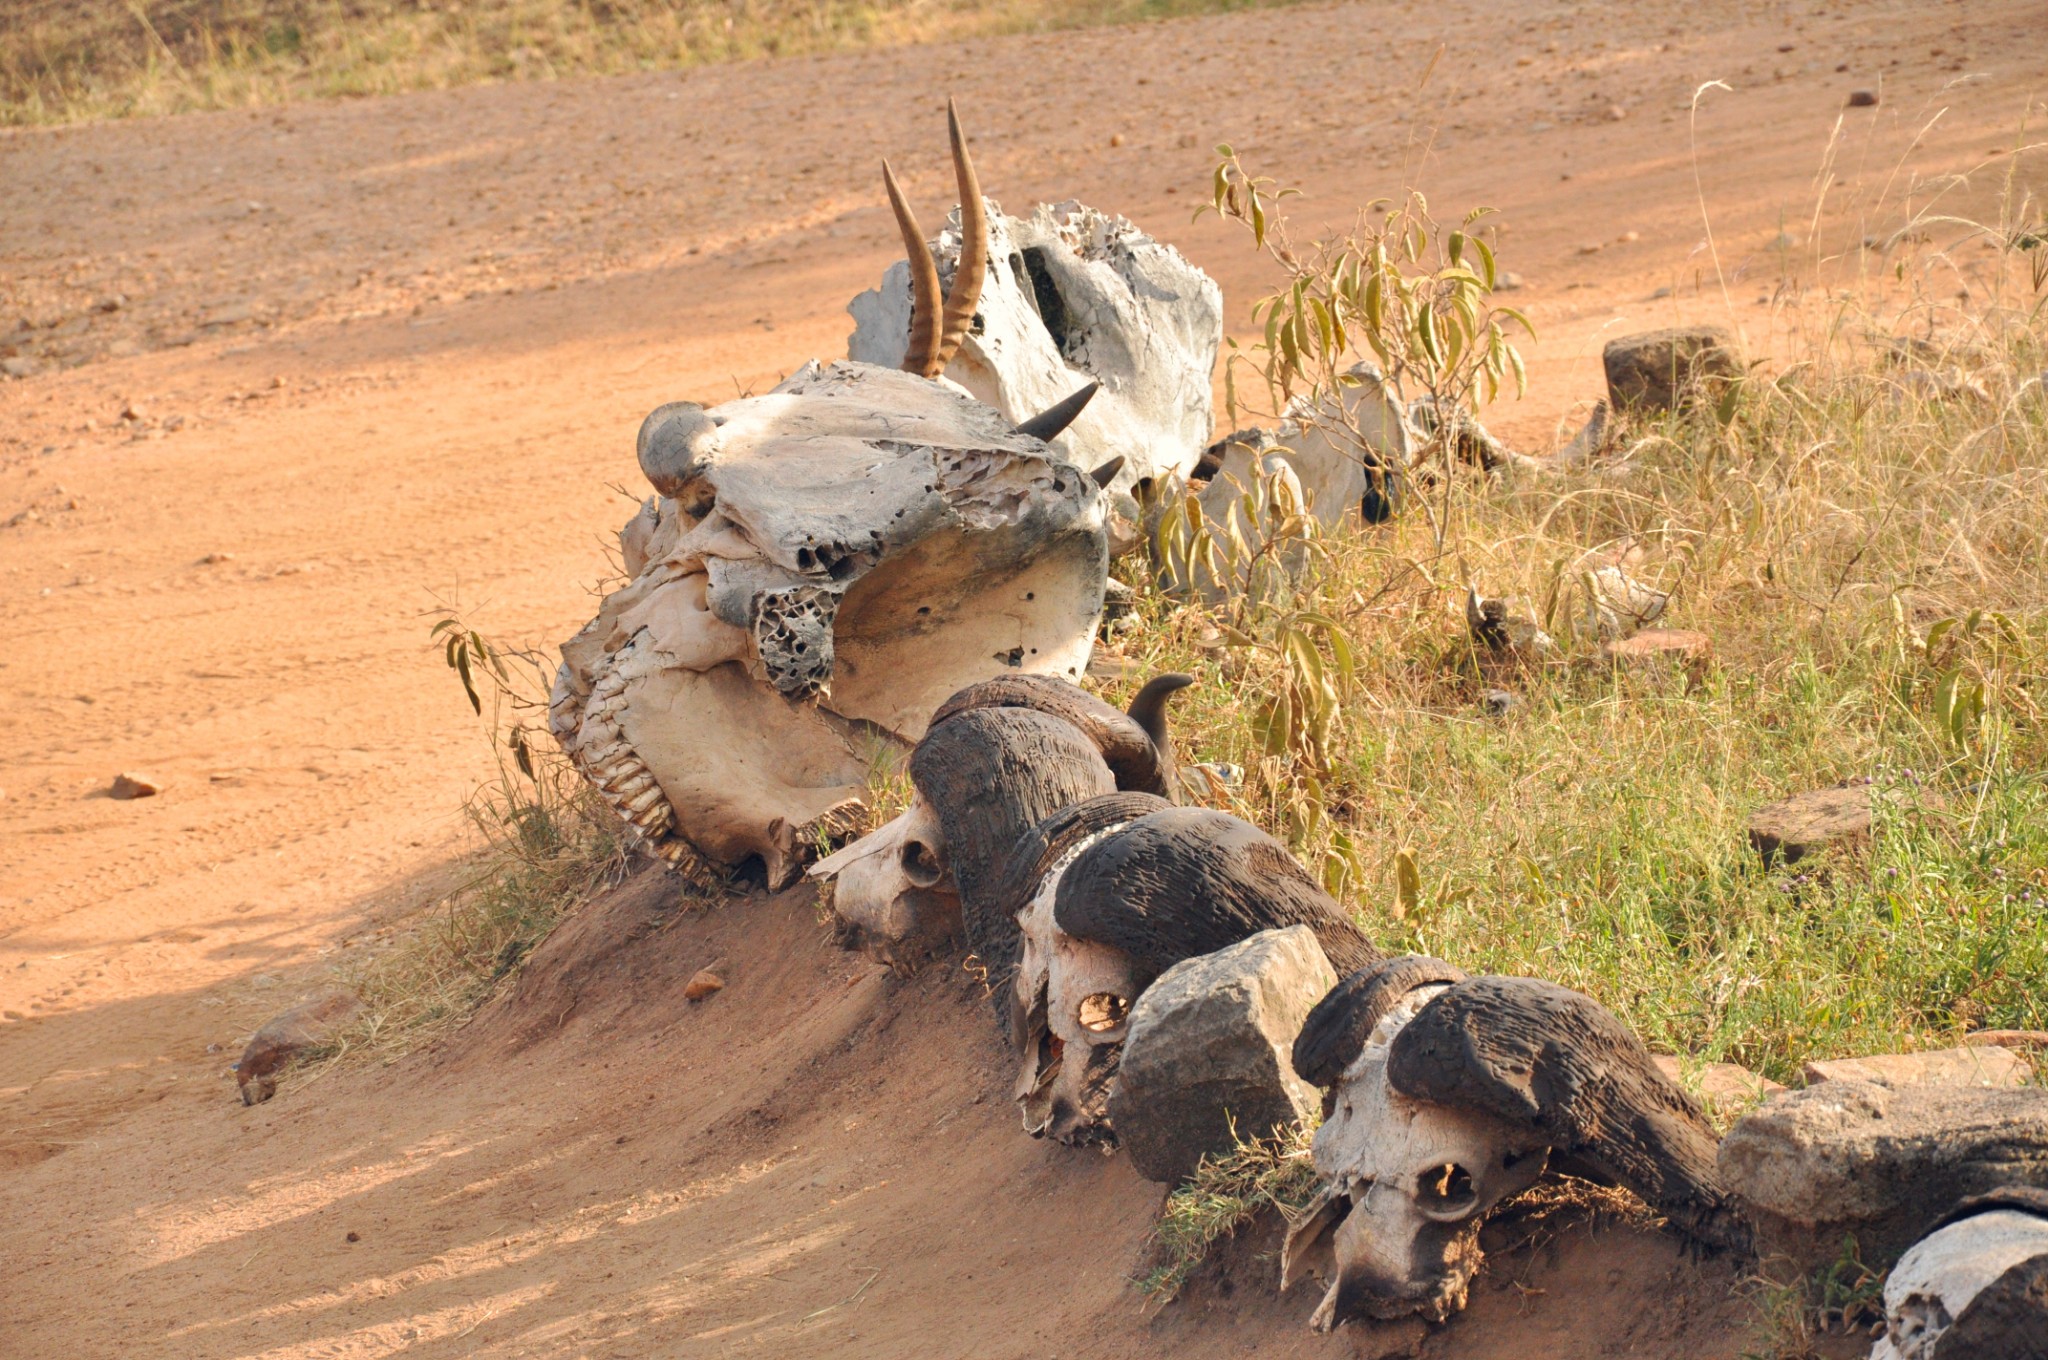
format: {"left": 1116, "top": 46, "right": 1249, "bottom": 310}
{"left": 1495, "top": 271, "right": 1526, "bottom": 291}
{"left": 1847, "top": 89, "right": 1879, "bottom": 108}
{"left": 1605, "top": 104, "right": 1628, "bottom": 121}
{"left": 346, "top": 1230, "right": 361, "bottom": 1243}
{"left": 200, "top": 551, "right": 235, "bottom": 565}
{"left": 1, "top": 356, "right": 41, "bottom": 380}
{"left": 1086, "top": 652, "right": 1141, "bottom": 683}
{"left": 110, "top": 771, "right": 164, "bottom": 799}
{"left": 120, "top": 400, "right": 148, "bottom": 422}
{"left": 1747, "top": 782, "right": 1892, "bottom": 866}
{"left": 1111, "top": 925, "right": 1336, "bottom": 1184}
{"left": 235, "top": 989, "right": 361, "bottom": 1104}
{"left": 200, "top": 303, "right": 256, "bottom": 329}
{"left": 1578, "top": 242, "right": 1604, "bottom": 255}
{"left": 1767, "top": 230, "right": 1800, "bottom": 250}
{"left": 1603, "top": 628, "right": 1712, "bottom": 678}
{"left": 95, "top": 294, "right": 126, "bottom": 313}
{"left": 1109, "top": 133, "right": 1126, "bottom": 148}
{"left": 1719, "top": 1080, "right": 2048, "bottom": 1269}
{"left": 1802, "top": 1045, "right": 2031, "bottom": 1091}
{"left": 684, "top": 968, "right": 725, "bottom": 1002}
{"left": 1652, "top": 1055, "right": 1785, "bottom": 1117}
{"left": 1602, "top": 326, "right": 1740, "bottom": 414}
{"left": 1482, "top": 689, "right": 1518, "bottom": 718}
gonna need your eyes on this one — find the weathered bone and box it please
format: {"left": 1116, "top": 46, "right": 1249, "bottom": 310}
{"left": 850, "top": 199, "right": 1222, "bottom": 499}
{"left": 553, "top": 361, "right": 1109, "bottom": 888}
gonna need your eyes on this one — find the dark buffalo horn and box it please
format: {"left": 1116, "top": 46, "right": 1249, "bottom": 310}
{"left": 1125, "top": 672, "right": 1193, "bottom": 751}
{"left": 1012, "top": 381, "right": 1100, "bottom": 443}
{"left": 1088, "top": 455, "right": 1125, "bottom": 489}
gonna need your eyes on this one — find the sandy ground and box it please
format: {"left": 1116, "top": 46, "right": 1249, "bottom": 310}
{"left": 1, "top": 0, "right": 2041, "bottom": 1354}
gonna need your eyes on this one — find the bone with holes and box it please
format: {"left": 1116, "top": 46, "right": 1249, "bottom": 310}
{"left": 553, "top": 105, "right": 1171, "bottom": 888}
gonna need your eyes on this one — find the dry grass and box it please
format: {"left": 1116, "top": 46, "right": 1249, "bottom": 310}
{"left": 1, "top": 0, "right": 1298, "bottom": 126}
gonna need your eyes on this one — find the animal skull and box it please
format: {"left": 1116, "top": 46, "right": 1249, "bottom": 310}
{"left": 1286, "top": 965, "right": 1743, "bottom": 1331}
{"left": 1284, "top": 984, "right": 1546, "bottom": 1326}
{"left": 1871, "top": 1191, "right": 2048, "bottom": 1360}
{"left": 551, "top": 360, "right": 1108, "bottom": 887}
{"left": 552, "top": 109, "right": 1126, "bottom": 888}
{"left": 850, "top": 198, "right": 1223, "bottom": 502}
{"left": 1010, "top": 821, "right": 1142, "bottom": 1144}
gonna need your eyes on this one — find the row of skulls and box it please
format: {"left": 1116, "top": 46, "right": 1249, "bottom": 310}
{"left": 545, "top": 106, "right": 2046, "bottom": 1346}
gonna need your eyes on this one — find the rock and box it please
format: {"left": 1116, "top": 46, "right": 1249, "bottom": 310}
{"left": 1747, "top": 782, "right": 1907, "bottom": 866}
{"left": 1111, "top": 925, "right": 1337, "bottom": 1184}
{"left": 1602, "top": 326, "right": 1740, "bottom": 414}
{"left": 235, "top": 989, "right": 361, "bottom": 1104}
{"left": 1086, "top": 652, "right": 1141, "bottom": 683}
{"left": 1, "top": 356, "right": 41, "bottom": 379}
{"left": 1495, "top": 271, "right": 1526, "bottom": 291}
{"left": 1718, "top": 1080, "right": 2048, "bottom": 1269}
{"left": 1802, "top": 1045, "right": 2031, "bottom": 1091}
{"left": 1652, "top": 1055, "right": 1785, "bottom": 1117}
{"left": 1604, "top": 104, "right": 1628, "bottom": 121}
{"left": 684, "top": 968, "right": 724, "bottom": 1002}
{"left": 1603, "top": 628, "right": 1712, "bottom": 679}
{"left": 200, "top": 303, "right": 256, "bottom": 328}
{"left": 110, "top": 771, "right": 164, "bottom": 799}
{"left": 1847, "top": 89, "right": 1879, "bottom": 108}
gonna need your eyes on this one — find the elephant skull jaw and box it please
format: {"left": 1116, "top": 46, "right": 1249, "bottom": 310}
{"left": 809, "top": 796, "right": 961, "bottom": 968}
{"left": 1286, "top": 985, "right": 1547, "bottom": 1330}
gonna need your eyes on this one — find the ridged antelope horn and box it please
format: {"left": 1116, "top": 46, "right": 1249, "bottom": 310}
{"left": 1012, "top": 381, "right": 1100, "bottom": 443}
{"left": 932, "top": 98, "right": 988, "bottom": 374}
{"left": 884, "top": 159, "right": 945, "bottom": 379}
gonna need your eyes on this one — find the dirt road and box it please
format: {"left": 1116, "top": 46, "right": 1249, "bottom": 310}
{"left": 1, "top": 0, "right": 2040, "bottom": 1354}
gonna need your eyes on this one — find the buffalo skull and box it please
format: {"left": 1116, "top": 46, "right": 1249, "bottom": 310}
{"left": 1284, "top": 959, "right": 1748, "bottom": 1329}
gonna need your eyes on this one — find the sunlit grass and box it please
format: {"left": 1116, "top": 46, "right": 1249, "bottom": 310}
{"left": 2, "top": 0, "right": 1302, "bottom": 126}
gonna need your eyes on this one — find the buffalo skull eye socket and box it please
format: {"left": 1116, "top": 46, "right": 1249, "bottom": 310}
{"left": 900, "top": 838, "right": 944, "bottom": 888}
{"left": 1415, "top": 1162, "right": 1478, "bottom": 1219}
{"left": 1076, "top": 993, "right": 1129, "bottom": 1033}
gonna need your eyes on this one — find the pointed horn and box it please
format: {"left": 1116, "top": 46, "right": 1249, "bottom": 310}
{"left": 1088, "top": 455, "right": 1124, "bottom": 489}
{"left": 932, "top": 98, "right": 988, "bottom": 373}
{"left": 1125, "top": 672, "right": 1193, "bottom": 753}
{"left": 1012, "top": 381, "right": 1100, "bottom": 444}
{"left": 883, "top": 158, "right": 944, "bottom": 379}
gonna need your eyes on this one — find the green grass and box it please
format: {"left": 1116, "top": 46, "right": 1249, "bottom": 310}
{"left": 1098, "top": 305, "right": 2048, "bottom": 1088}
{"left": 2, "top": 0, "right": 1301, "bottom": 126}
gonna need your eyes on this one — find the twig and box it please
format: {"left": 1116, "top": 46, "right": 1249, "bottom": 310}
{"left": 800, "top": 1268, "right": 881, "bottom": 1324}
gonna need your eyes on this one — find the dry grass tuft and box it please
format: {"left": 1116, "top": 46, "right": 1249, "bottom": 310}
{"left": 2, "top": 0, "right": 1299, "bottom": 126}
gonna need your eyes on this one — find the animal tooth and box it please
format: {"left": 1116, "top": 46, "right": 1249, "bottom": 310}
{"left": 622, "top": 784, "right": 668, "bottom": 816}
{"left": 608, "top": 771, "right": 657, "bottom": 800}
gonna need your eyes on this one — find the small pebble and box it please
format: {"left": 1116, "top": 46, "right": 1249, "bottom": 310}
{"left": 1605, "top": 105, "right": 1627, "bottom": 121}
{"left": 685, "top": 969, "right": 725, "bottom": 1002}
{"left": 1846, "top": 89, "right": 1878, "bottom": 108}
{"left": 111, "top": 771, "right": 163, "bottom": 800}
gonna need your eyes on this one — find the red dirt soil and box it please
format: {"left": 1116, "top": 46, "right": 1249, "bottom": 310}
{"left": 1, "top": 0, "right": 2039, "bottom": 1354}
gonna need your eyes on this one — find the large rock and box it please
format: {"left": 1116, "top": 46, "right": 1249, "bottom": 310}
{"left": 235, "top": 989, "right": 360, "bottom": 1105}
{"left": 1718, "top": 1080, "right": 2048, "bottom": 1269}
{"left": 1602, "top": 326, "right": 1740, "bottom": 414}
{"left": 1111, "top": 925, "right": 1336, "bottom": 1184}
{"left": 1747, "top": 783, "right": 1875, "bottom": 866}
{"left": 1803, "top": 1045, "right": 2031, "bottom": 1091}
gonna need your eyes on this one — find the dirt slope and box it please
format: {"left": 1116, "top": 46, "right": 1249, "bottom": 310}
{"left": 0, "top": 0, "right": 2041, "bottom": 1354}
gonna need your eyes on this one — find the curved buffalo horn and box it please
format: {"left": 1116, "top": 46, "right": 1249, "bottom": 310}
{"left": 931, "top": 674, "right": 1170, "bottom": 799}
{"left": 1088, "top": 455, "right": 1125, "bottom": 489}
{"left": 1013, "top": 381, "right": 1101, "bottom": 444}
{"left": 1291, "top": 955, "right": 1469, "bottom": 1094}
{"left": 1125, "top": 672, "right": 1192, "bottom": 753}
{"left": 933, "top": 98, "right": 988, "bottom": 373}
{"left": 884, "top": 159, "right": 945, "bottom": 380}
{"left": 1387, "top": 975, "right": 1752, "bottom": 1253}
